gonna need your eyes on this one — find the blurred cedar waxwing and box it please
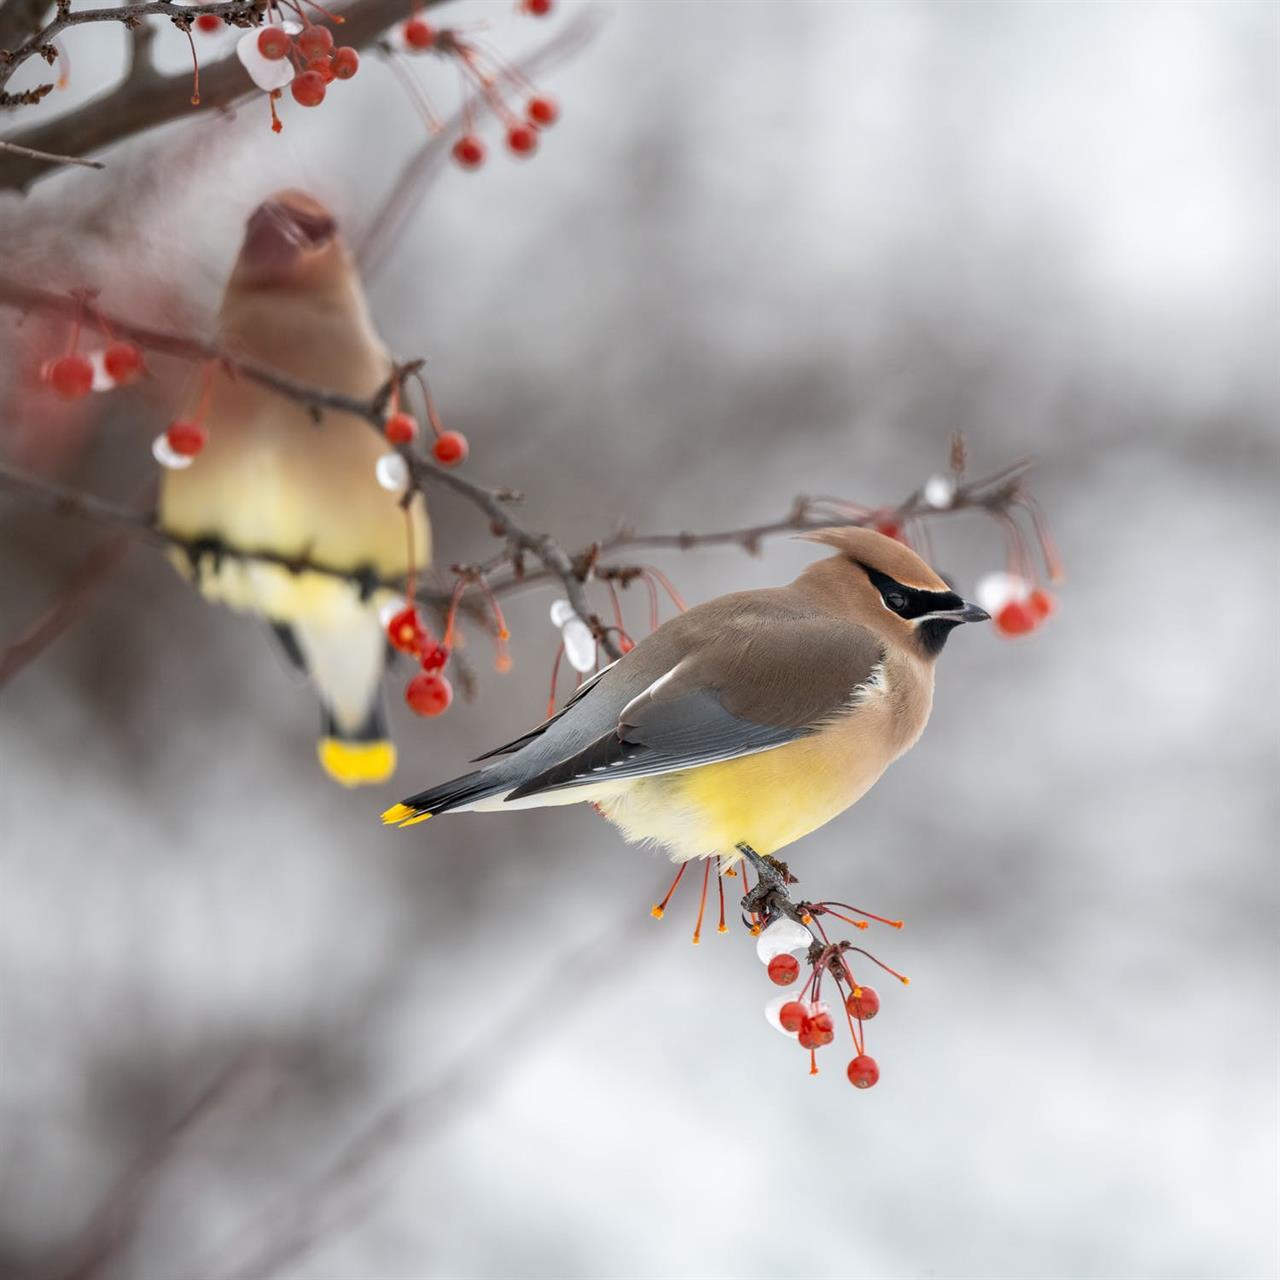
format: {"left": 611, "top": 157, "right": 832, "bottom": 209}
{"left": 159, "top": 190, "right": 429, "bottom": 787}
{"left": 382, "top": 528, "right": 988, "bottom": 858}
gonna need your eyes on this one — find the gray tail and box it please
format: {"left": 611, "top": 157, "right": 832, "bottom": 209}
{"left": 391, "top": 768, "right": 508, "bottom": 820}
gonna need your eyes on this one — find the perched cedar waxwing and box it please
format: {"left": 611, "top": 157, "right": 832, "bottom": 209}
{"left": 159, "top": 190, "right": 429, "bottom": 786}
{"left": 382, "top": 528, "right": 988, "bottom": 858}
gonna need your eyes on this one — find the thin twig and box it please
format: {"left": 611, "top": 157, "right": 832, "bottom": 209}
{"left": 0, "top": 137, "right": 104, "bottom": 169}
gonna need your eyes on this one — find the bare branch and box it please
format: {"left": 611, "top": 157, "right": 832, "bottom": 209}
{"left": 0, "top": 135, "right": 103, "bottom": 168}
{"left": 0, "top": 0, "right": 451, "bottom": 191}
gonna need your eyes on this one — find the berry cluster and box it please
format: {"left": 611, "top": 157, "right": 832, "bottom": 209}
{"left": 385, "top": 602, "right": 454, "bottom": 717}
{"left": 39, "top": 297, "right": 146, "bottom": 401}
{"left": 393, "top": 19, "right": 561, "bottom": 170}
{"left": 758, "top": 902, "right": 908, "bottom": 1090}
{"left": 977, "top": 571, "right": 1057, "bottom": 638}
{"left": 235, "top": 16, "right": 360, "bottom": 130}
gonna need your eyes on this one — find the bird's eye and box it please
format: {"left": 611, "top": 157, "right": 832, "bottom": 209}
{"left": 886, "top": 592, "right": 907, "bottom": 612}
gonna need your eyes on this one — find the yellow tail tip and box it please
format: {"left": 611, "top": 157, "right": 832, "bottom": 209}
{"left": 318, "top": 738, "right": 397, "bottom": 788}
{"left": 380, "top": 802, "right": 432, "bottom": 828}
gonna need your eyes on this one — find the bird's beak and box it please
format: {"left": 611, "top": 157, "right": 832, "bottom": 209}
{"left": 925, "top": 601, "right": 991, "bottom": 624}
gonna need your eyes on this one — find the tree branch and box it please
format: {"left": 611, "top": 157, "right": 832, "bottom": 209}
{"left": 0, "top": 0, "right": 450, "bottom": 191}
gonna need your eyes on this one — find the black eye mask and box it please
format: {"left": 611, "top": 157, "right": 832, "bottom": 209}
{"left": 859, "top": 565, "right": 964, "bottom": 620}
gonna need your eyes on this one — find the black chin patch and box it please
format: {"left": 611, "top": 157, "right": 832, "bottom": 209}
{"left": 918, "top": 617, "right": 961, "bottom": 657}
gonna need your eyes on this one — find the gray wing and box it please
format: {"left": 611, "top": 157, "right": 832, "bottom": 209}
{"left": 503, "top": 604, "right": 884, "bottom": 801}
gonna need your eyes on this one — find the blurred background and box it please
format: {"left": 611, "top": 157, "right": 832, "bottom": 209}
{"left": 1, "top": 1, "right": 1276, "bottom": 1277}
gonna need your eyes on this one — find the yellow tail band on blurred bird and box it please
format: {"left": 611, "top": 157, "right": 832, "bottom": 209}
{"left": 381, "top": 802, "right": 431, "bottom": 826}
{"left": 319, "top": 738, "right": 398, "bottom": 787}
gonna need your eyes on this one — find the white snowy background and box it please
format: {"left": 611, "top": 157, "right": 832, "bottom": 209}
{"left": 1, "top": 2, "right": 1276, "bottom": 1278}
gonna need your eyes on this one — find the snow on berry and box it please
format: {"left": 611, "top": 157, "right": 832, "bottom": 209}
{"left": 239, "top": 24, "right": 298, "bottom": 90}
{"left": 755, "top": 916, "right": 812, "bottom": 963}
{"left": 798, "top": 1006, "right": 835, "bottom": 1050}
{"left": 549, "top": 600, "right": 596, "bottom": 674}
{"left": 375, "top": 452, "right": 410, "bottom": 492}
{"left": 152, "top": 432, "right": 193, "bottom": 469}
{"left": 764, "top": 995, "right": 801, "bottom": 1038}
{"left": 995, "top": 599, "right": 1037, "bottom": 637}
{"left": 778, "top": 1000, "right": 808, "bottom": 1035}
{"left": 923, "top": 473, "right": 956, "bottom": 509}
{"left": 165, "top": 421, "right": 207, "bottom": 457}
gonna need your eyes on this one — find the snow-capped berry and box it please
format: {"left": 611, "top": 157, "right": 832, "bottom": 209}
{"left": 405, "top": 671, "right": 452, "bottom": 716}
{"left": 402, "top": 17, "right": 434, "bottom": 49}
{"left": 152, "top": 433, "right": 194, "bottom": 470}
{"left": 527, "top": 95, "right": 559, "bottom": 127}
{"left": 46, "top": 354, "right": 94, "bottom": 399}
{"left": 798, "top": 1009, "right": 835, "bottom": 1049}
{"left": 506, "top": 124, "right": 538, "bottom": 156}
{"left": 291, "top": 70, "right": 326, "bottom": 106}
{"left": 924, "top": 473, "right": 955, "bottom": 509}
{"left": 296, "top": 24, "right": 333, "bottom": 58}
{"left": 331, "top": 46, "right": 359, "bottom": 79}
{"left": 767, "top": 954, "right": 800, "bottom": 986}
{"left": 755, "top": 917, "right": 812, "bottom": 963}
{"left": 975, "top": 571, "right": 1029, "bottom": 615}
{"left": 257, "top": 25, "right": 290, "bottom": 59}
{"left": 195, "top": 14, "right": 222, "bottom": 33}
{"left": 166, "top": 420, "right": 207, "bottom": 457}
{"left": 375, "top": 452, "right": 410, "bottom": 491}
{"left": 845, "top": 985, "right": 880, "bottom": 1021}
{"left": 103, "top": 341, "right": 143, "bottom": 384}
{"left": 1029, "top": 589, "right": 1055, "bottom": 620}
{"left": 432, "top": 431, "right": 468, "bottom": 466}
{"left": 778, "top": 1000, "right": 808, "bottom": 1034}
{"left": 386, "top": 606, "right": 426, "bottom": 654}
{"left": 452, "top": 135, "right": 485, "bottom": 169}
{"left": 995, "top": 599, "right": 1037, "bottom": 637}
{"left": 847, "top": 1054, "right": 880, "bottom": 1089}
{"left": 385, "top": 412, "right": 417, "bottom": 445}
{"left": 419, "top": 642, "right": 450, "bottom": 674}
{"left": 764, "top": 994, "right": 800, "bottom": 1036}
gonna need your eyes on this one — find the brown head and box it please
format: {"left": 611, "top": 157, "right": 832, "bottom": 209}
{"left": 228, "top": 190, "right": 349, "bottom": 294}
{"left": 794, "top": 526, "right": 990, "bottom": 659}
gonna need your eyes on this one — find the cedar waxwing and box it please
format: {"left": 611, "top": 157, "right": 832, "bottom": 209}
{"left": 159, "top": 190, "right": 429, "bottom": 786}
{"left": 381, "top": 528, "right": 988, "bottom": 858}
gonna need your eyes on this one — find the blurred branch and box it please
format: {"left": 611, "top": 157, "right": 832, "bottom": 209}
{"left": 0, "top": 0, "right": 451, "bottom": 192}
{"left": 0, "top": 136, "right": 104, "bottom": 168}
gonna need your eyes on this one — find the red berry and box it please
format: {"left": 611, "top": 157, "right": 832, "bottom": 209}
{"left": 523, "top": 0, "right": 553, "bottom": 14}
{"left": 195, "top": 13, "right": 222, "bottom": 32}
{"left": 165, "top": 420, "right": 207, "bottom": 457}
{"left": 847, "top": 1054, "right": 880, "bottom": 1089}
{"left": 845, "top": 985, "right": 880, "bottom": 1021}
{"left": 331, "top": 45, "right": 359, "bottom": 79}
{"left": 296, "top": 24, "right": 333, "bottom": 58}
{"left": 432, "top": 431, "right": 469, "bottom": 466}
{"left": 1029, "top": 589, "right": 1055, "bottom": 620}
{"left": 767, "top": 954, "right": 800, "bottom": 986}
{"left": 419, "top": 642, "right": 450, "bottom": 673}
{"left": 386, "top": 606, "right": 426, "bottom": 655}
{"left": 452, "top": 135, "right": 485, "bottom": 169}
{"left": 778, "top": 1000, "right": 808, "bottom": 1034}
{"left": 405, "top": 671, "right": 452, "bottom": 716}
{"left": 257, "top": 25, "right": 290, "bottom": 59}
{"left": 798, "top": 1009, "right": 835, "bottom": 1049}
{"left": 527, "top": 95, "right": 559, "bottom": 127}
{"left": 385, "top": 411, "right": 418, "bottom": 445}
{"left": 307, "top": 56, "right": 335, "bottom": 83}
{"left": 46, "top": 354, "right": 94, "bottom": 400}
{"left": 102, "top": 341, "right": 143, "bottom": 384}
{"left": 995, "top": 599, "right": 1037, "bottom": 637}
{"left": 291, "top": 70, "right": 326, "bottom": 107}
{"left": 402, "top": 17, "right": 434, "bottom": 49}
{"left": 875, "top": 519, "right": 903, "bottom": 541}
{"left": 506, "top": 124, "right": 538, "bottom": 156}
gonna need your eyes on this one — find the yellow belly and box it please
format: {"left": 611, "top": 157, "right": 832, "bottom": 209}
{"left": 597, "top": 705, "right": 901, "bottom": 861}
